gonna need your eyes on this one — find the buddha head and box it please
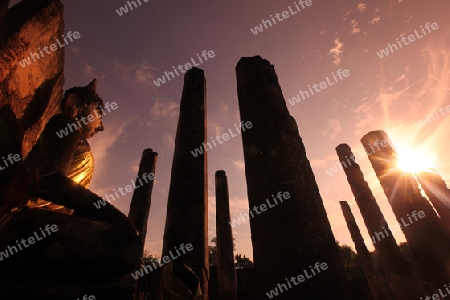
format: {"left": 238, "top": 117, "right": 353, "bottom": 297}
{"left": 62, "top": 79, "right": 104, "bottom": 139}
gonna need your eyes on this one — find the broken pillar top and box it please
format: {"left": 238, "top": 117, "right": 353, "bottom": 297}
{"left": 236, "top": 56, "right": 279, "bottom": 85}
{"left": 184, "top": 67, "right": 204, "bottom": 81}
{"left": 361, "top": 130, "right": 397, "bottom": 158}
{"left": 215, "top": 170, "right": 226, "bottom": 176}
{"left": 336, "top": 143, "right": 352, "bottom": 156}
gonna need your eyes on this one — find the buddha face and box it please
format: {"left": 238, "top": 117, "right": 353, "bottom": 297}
{"left": 78, "top": 103, "right": 104, "bottom": 139}
{"left": 62, "top": 79, "right": 105, "bottom": 139}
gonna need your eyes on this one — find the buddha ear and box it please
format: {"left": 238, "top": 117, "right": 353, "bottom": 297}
{"left": 87, "top": 78, "right": 97, "bottom": 93}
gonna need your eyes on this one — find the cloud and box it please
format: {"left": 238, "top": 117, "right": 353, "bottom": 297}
{"left": 140, "top": 98, "right": 180, "bottom": 128}
{"left": 369, "top": 16, "right": 381, "bottom": 25}
{"left": 322, "top": 118, "right": 343, "bottom": 140}
{"left": 357, "top": 3, "right": 367, "bottom": 12}
{"left": 328, "top": 37, "right": 344, "bottom": 66}
{"left": 89, "top": 115, "right": 138, "bottom": 170}
{"left": 343, "top": 9, "right": 352, "bottom": 21}
{"left": 113, "top": 59, "right": 158, "bottom": 86}
{"left": 136, "top": 60, "right": 157, "bottom": 85}
{"left": 69, "top": 46, "right": 81, "bottom": 54}
{"left": 231, "top": 160, "right": 245, "bottom": 170}
{"left": 162, "top": 132, "right": 175, "bottom": 150}
{"left": 351, "top": 20, "right": 361, "bottom": 35}
{"left": 151, "top": 98, "right": 179, "bottom": 118}
{"left": 83, "top": 64, "right": 106, "bottom": 79}
{"left": 310, "top": 155, "right": 338, "bottom": 169}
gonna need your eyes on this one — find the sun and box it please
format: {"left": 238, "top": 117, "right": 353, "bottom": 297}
{"left": 395, "top": 144, "right": 436, "bottom": 173}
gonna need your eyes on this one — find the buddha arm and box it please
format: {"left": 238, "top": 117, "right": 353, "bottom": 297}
{"left": 32, "top": 115, "right": 130, "bottom": 226}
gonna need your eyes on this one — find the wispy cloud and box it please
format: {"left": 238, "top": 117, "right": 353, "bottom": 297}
{"left": 328, "top": 37, "right": 344, "bottom": 66}
{"left": 357, "top": 3, "right": 367, "bottom": 12}
{"left": 322, "top": 118, "right": 343, "bottom": 140}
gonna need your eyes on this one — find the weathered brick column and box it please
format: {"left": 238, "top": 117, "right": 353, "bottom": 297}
{"left": 215, "top": 170, "right": 237, "bottom": 300}
{"left": 361, "top": 130, "right": 450, "bottom": 290}
{"left": 162, "top": 68, "right": 209, "bottom": 299}
{"left": 236, "top": 56, "right": 351, "bottom": 299}
{"left": 336, "top": 144, "right": 424, "bottom": 298}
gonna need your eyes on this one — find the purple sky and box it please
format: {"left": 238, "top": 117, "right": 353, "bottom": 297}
{"left": 10, "top": 0, "right": 450, "bottom": 259}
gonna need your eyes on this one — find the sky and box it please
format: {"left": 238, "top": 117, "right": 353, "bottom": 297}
{"left": 9, "top": 0, "right": 450, "bottom": 260}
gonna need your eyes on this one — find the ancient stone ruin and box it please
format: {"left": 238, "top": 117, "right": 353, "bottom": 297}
{"left": 361, "top": 131, "right": 450, "bottom": 292}
{"left": 235, "top": 56, "right": 351, "bottom": 299}
{"left": 2, "top": 1, "right": 450, "bottom": 299}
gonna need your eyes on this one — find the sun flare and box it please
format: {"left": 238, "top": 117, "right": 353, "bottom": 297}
{"left": 395, "top": 144, "right": 436, "bottom": 173}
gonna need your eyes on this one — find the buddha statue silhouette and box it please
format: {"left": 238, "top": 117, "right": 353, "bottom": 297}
{"left": 0, "top": 79, "right": 142, "bottom": 280}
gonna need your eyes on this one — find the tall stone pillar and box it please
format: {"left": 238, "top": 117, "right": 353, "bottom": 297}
{"left": 162, "top": 68, "right": 208, "bottom": 299}
{"left": 361, "top": 130, "right": 450, "bottom": 290}
{"left": 416, "top": 170, "right": 450, "bottom": 231}
{"left": 215, "top": 170, "right": 237, "bottom": 300}
{"left": 128, "top": 148, "right": 157, "bottom": 247}
{"left": 340, "top": 201, "right": 389, "bottom": 300}
{"left": 336, "top": 144, "right": 424, "bottom": 298}
{"left": 236, "top": 56, "right": 350, "bottom": 299}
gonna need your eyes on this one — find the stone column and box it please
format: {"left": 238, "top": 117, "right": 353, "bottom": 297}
{"left": 361, "top": 130, "right": 450, "bottom": 290}
{"left": 215, "top": 170, "right": 237, "bottom": 300}
{"left": 236, "top": 56, "right": 351, "bottom": 299}
{"left": 128, "top": 148, "right": 157, "bottom": 247}
{"left": 162, "top": 68, "right": 208, "bottom": 299}
{"left": 336, "top": 144, "right": 424, "bottom": 298}
{"left": 340, "top": 201, "right": 389, "bottom": 300}
{"left": 416, "top": 170, "right": 450, "bottom": 232}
